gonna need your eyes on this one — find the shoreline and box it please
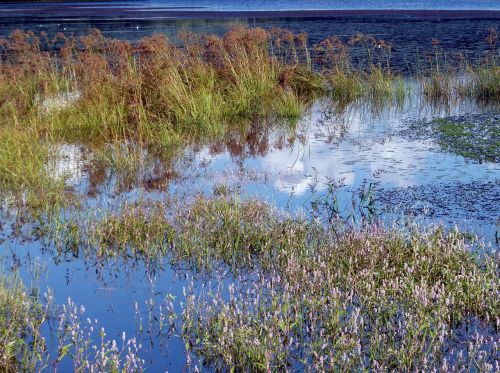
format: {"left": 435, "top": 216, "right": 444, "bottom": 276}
{"left": 1, "top": 7, "right": 500, "bottom": 19}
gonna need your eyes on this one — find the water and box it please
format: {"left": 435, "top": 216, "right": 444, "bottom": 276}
{"left": 120, "top": 0, "right": 500, "bottom": 11}
{"left": 3, "top": 0, "right": 500, "bottom": 11}
{"left": 147, "top": 0, "right": 500, "bottom": 11}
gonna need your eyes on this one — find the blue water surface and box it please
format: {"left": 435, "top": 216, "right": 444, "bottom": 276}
{"left": 140, "top": 0, "right": 500, "bottom": 11}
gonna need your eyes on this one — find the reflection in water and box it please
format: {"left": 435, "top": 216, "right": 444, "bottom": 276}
{"left": 2, "top": 84, "right": 499, "bottom": 373}
{"left": 49, "top": 92, "right": 499, "bottom": 237}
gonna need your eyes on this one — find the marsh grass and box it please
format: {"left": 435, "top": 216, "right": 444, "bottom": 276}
{"left": 0, "top": 273, "right": 50, "bottom": 372}
{"left": 3, "top": 194, "right": 500, "bottom": 371}
{"left": 41, "top": 200, "right": 173, "bottom": 260}
{"left": 0, "top": 27, "right": 498, "bottom": 198}
{"left": 0, "top": 27, "right": 499, "bottom": 370}
{"left": 59, "top": 196, "right": 496, "bottom": 371}
{"left": 178, "top": 198, "right": 499, "bottom": 371}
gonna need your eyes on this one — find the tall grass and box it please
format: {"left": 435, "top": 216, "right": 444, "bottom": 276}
{"left": 0, "top": 27, "right": 498, "bottom": 197}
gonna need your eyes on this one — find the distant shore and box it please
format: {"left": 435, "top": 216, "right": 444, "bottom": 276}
{"left": 1, "top": 5, "right": 500, "bottom": 19}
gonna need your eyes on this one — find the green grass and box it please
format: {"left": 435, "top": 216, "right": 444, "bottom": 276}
{"left": 469, "top": 66, "right": 500, "bottom": 100}
{"left": 0, "top": 27, "right": 498, "bottom": 198}
{"left": 0, "top": 274, "right": 49, "bottom": 372}
{"left": 3, "top": 195, "right": 500, "bottom": 371}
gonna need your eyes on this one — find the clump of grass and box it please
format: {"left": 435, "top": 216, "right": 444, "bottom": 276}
{"left": 0, "top": 127, "right": 50, "bottom": 191}
{"left": 0, "top": 125, "right": 71, "bottom": 225}
{"left": 0, "top": 272, "right": 145, "bottom": 372}
{"left": 469, "top": 66, "right": 500, "bottom": 100}
{"left": 179, "top": 198, "right": 499, "bottom": 371}
{"left": 46, "top": 200, "right": 174, "bottom": 260}
{"left": 0, "top": 27, "right": 325, "bottom": 197}
{"left": 0, "top": 274, "right": 49, "bottom": 372}
{"left": 92, "top": 201, "right": 173, "bottom": 257}
{"left": 318, "top": 34, "right": 409, "bottom": 104}
{"left": 175, "top": 197, "right": 314, "bottom": 272}
{"left": 271, "top": 89, "right": 304, "bottom": 119}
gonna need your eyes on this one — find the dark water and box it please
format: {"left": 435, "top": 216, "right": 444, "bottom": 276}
{"left": 140, "top": 0, "right": 500, "bottom": 11}
{"left": 3, "top": 0, "right": 500, "bottom": 11}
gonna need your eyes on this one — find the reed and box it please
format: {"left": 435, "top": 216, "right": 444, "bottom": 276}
{"left": 0, "top": 27, "right": 498, "bottom": 196}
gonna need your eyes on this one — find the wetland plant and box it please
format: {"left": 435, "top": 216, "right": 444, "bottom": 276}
{"left": 1, "top": 196, "right": 499, "bottom": 371}
{"left": 0, "top": 26, "right": 498, "bottom": 200}
{"left": 0, "top": 274, "right": 145, "bottom": 372}
{"left": 178, "top": 199, "right": 499, "bottom": 371}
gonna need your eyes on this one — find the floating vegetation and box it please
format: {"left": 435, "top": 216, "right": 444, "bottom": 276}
{"left": 402, "top": 113, "right": 500, "bottom": 163}
{"left": 379, "top": 180, "right": 500, "bottom": 228}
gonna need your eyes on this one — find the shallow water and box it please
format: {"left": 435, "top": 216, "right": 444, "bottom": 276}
{"left": 1, "top": 81, "right": 499, "bottom": 369}
{"left": 53, "top": 94, "right": 498, "bottom": 234}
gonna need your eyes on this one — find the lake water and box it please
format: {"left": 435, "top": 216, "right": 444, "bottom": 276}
{"left": 2, "top": 90, "right": 498, "bottom": 371}
{"left": 3, "top": 0, "right": 500, "bottom": 11}
{"left": 109, "top": 0, "right": 500, "bottom": 11}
